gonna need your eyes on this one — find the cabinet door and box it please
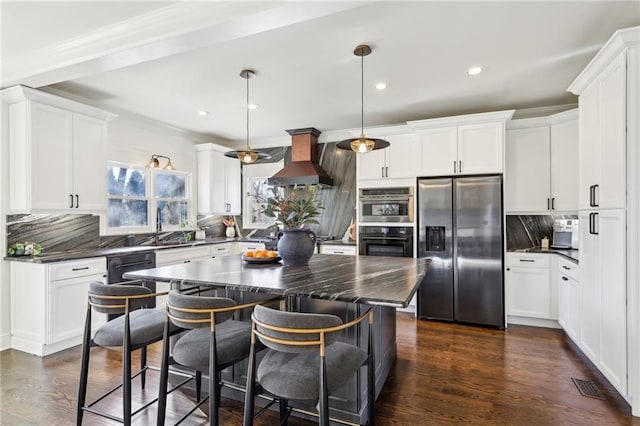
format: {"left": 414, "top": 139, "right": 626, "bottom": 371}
{"left": 598, "top": 53, "right": 626, "bottom": 209}
{"left": 506, "top": 266, "right": 550, "bottom": 318}
{"left": 72, "top": 114, "right": 107, "bottom": 211}
{"left": 578, "top": 211, "right": 600, "bottom": 362}
{"left": 30, "top": 102, "right": 73, "bottom": 210}
{"left": 357, "top": 148, "right": 386, "bottom": 179}
{"left": 224, "top": 156, "right": 242, "bottom": 214}
{"left": 578, "top": 82, "right": 600, "bottom": 210}
{"left": 48, "top": 273, "right": 105, "bottom": 344}
{"left": 209, "top": 153, "right": 227, "bottom": 214}
{"left": 385, "top": 134, "right": 419, "bottom": 178}
{"left": 567, "top": 275, "right": 580, "bottom": 343}
{"left": 558, "top": 271, "right": 570, "bottom": 330}
{"left": 504, "top": 127, "right": 550, "bottom": 212}
{"left": 598, "top": 209, "right": 627, "bottom": 394}
{"left": 458, "top": 122, "right": 503, "bottom": 174}
{"left": 550, "top": 120, "right": 579, "bottom": 211}
{"left": 418, "top": 127, "right": 457, "bottom": 176}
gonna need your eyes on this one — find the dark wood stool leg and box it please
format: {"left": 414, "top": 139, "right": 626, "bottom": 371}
{"left": 319, "top": 356, "right": 329, "bottom": 426}
{"left": 209, "top": 330, "right": 219, "bottom": 426}
{"left": 141, "top": 346, "right": 147, "bottom": 389}
{"left": 196, "top": 371, "right": 202, "bottom": 402}
{"left": 123, "top": 314, "right": 132, "bottom": 426}
{"left": 76, "top": 306, "right": 92, "bottom": 425}
{"left": 279, "top": 398, "right": 289, "bottom": 426}
{"left": 243, "top": 342, "right": 257, "bottom": 426}
{"left": 157, "top": 320, "right": 171, "bottom": 426}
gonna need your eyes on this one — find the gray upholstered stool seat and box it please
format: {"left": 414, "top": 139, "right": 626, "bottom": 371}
{"left": 93, "top": 309, "right": 177, "bottom": 347}
{"left": 173, "top": 320, "right": 252, "bottom": 371}
{"left": 258, "top": 341, "right": 367, "bottom": 400}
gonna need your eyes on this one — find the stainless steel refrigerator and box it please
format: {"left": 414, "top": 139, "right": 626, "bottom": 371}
{"left": 417, "top": 176, "right": 504, "bottom": 327}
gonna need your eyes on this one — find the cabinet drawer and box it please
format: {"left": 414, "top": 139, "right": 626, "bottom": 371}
{"left": 506, "top": 253, "right": 549, "bottom": 268}
{"left": 319, "top": 245, "right": 357, "bottom": 256}
{"left": 155, "top": 246, "right": 211, "bottom": 265}
{"left": 237, "top": 242, "right": 265, "bottom": 253}
{"left": 48, "top": 257, "right": 106, "bottom": 282}
{"left": 210, "top": 243, "right": 234, "bottom": 257}
{"left": 557, "top": 258, "right": 579, "bottom": 281}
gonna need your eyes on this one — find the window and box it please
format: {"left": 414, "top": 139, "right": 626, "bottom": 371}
{"left": 106, "top": 162, "right": 191, "bottom": 233}
{"left": 107, "top": 163, "right": 148, "bottom": 228}
{"left": 155, "top": 170, "right": 189, "bottom": 230}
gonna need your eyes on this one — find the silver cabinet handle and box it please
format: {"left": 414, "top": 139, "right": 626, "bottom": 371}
{"left": 458, "top": 160, "right": 462, "bottom": 173}
{"left": 72, "top": 267, "right": 90, "bottom": 271}
{"left": 381, "top": 167, "right": 384, "bottom": 178}
{"left": 385, "top": 166, "right": 389, "bottom": 178}
{"left": 453, "top": 161, "right": 457, "bottom": 173}
{"left": 562, "top": 265, "right": 571, "bottom": 270}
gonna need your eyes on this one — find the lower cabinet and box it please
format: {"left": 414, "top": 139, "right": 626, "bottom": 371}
{"left": 155, "top": 245, "right": 214, "bottom": 308}
{"left": 506, "top": 253, "right": 556, "bottom": 323}
{"left": 236, "top": 242, "right": 265, "bottom": 254}
{"left": 319, "top": 244, "right": 357, "bottom": 255}
{"left": 557, "top": 257, "right": 580, "bottom": 343}
{"left": 10, "top": 257, "right": 107, "bottom": 356}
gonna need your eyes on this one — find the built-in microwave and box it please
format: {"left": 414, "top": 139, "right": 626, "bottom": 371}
{"left": 359, "top": 187, "right": 414, "bottom": 223}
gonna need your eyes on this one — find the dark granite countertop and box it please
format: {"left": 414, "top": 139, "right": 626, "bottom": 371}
{"left": 124, "top": 254, "right": 431, "bottom": 308}
{"left": 3, "top": 238, "right": 240, "bottom": 264}
{"left": 508, "top": 247, "right": 579, "bottom": 263}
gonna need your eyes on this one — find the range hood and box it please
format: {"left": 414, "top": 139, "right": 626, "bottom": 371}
{"left": 268, "top": 127, "right": 333, "bottom": 186}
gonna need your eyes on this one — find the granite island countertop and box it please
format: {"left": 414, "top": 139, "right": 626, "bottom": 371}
{"left": 124, "top": 254, "right": 431, "bottom": 308}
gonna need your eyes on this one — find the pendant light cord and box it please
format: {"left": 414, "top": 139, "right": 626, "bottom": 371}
{"left": 360, "top": 52, "right": 364, "bottom": 135}
{"left": 246, "top": 73, "right": 250, "bottom": 150}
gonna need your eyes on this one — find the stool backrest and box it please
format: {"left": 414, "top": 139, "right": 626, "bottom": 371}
{"left": 89, "top": 281, "right": 154, "bottom": 314}
{"left": 168, "top": 290, "right": 236, "bottom": 329}
{"left": 252, "top": 304, "right": 342, "bottom": 354}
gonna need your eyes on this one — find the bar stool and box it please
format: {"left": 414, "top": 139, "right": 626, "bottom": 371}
{"left": 243, "top": 304, "right": 375, "bottom": 426}
{"left": 77, "top": 280, "right": 183, "bottom": 425}
{"left": 157, "top": 290, "right": 280, "bottom": 426}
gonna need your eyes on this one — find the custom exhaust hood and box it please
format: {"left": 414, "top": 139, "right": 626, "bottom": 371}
{"left": 268, "top": 127, "right": 333, "bottom": 186}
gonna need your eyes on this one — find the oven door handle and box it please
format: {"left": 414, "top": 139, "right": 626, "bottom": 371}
{"left": 361, "top": 236, "right": 411, "bottom": 242}
{"left": 114, "top": 260, "right": 155, "bottom": 270}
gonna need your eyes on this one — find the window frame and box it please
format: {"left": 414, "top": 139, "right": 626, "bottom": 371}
{"left": 153, "top": 169, "right": 192, "bottom": 232}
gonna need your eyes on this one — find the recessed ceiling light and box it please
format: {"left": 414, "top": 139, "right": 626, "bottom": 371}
{"left": 467, "top": 66, "right": 483, "bottom": 76}
{"left": 374, "top": 82, "right": 388, "bottom": 90}
{"left": 197, "top": 110, "right": 209, "bottom": 116}
{"left": 247, "top": 104, "right": 258, "bottom": 110}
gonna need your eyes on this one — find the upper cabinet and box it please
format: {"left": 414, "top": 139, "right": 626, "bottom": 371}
{"left": 196, "top": 143, "right": 241, "bottom": 215}
{"left": 1, "top": 86, "right": 117, "bottom": 212}
{"left": 410, "top": 110, "right": 514, "bottom": 177}
{"left": 357, "top": 134, "right": 419, "bottom": 180}
{"left": 505, "top": 109, "right": 578, "bottom": 213}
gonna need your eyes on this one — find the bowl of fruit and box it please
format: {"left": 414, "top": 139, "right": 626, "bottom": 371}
{"left": 242, "top": 249, "right": 281, "bottom": 264}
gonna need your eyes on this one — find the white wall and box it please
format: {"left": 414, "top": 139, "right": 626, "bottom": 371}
{"left": 1, "top": 100, "right": 10, "bottom": 350}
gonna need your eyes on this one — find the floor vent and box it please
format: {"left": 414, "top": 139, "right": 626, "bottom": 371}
{"left": 571, "top": 378, "right": 605, "bottom": 400}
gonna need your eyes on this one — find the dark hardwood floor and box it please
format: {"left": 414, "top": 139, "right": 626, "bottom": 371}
{"left": 1, "top": 313, "right": 638, "bottom": 425}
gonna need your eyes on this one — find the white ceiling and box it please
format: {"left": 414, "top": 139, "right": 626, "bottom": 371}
{"left": 2, "top": 1, "right": 639, "bottom": 147}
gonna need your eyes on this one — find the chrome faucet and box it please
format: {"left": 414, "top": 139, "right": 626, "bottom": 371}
{"left": 156, "top": 207, "right": 163, "bottom": 233}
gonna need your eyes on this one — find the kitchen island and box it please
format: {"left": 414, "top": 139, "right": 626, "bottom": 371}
{"left": 124, "top": 253, "right": 430, "bottom": 424}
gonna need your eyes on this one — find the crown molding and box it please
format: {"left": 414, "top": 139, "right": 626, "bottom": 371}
{"left": 407, "top": 110, "right": 515, "bottom": 131}
{"left": 568, "top": 26, "right": 640, "bottom": 95}
{"left": 507, "top": 108, "right": 578, "bottom": 130}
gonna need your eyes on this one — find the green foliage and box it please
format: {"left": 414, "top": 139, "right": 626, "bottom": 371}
{"left": 259, "top": 184, "right": 324, "bottom": 229}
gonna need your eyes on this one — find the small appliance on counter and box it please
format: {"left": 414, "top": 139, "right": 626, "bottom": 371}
{"left": 551, "top": 219, "right": 579, "bottom": 249}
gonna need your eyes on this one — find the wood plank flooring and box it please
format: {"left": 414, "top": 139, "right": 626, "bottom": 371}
{"left": 1, "top": 313, "right": 638, "bottom": 425}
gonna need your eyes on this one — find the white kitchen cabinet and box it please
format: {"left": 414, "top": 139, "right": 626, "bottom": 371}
{"left": 236, "top": 242, "right": 265, "bottom": 254}
{"left": 2, "top": 85, "right": 116, "bottom": 212}
{"left": 411, "top": 110, "right": 514, "bottom": 177}
{"left": 575, "top": 53, "right": 626, "bottom": 210}
{"left": 319, "top": 244, "right": 357, "bottom": 256}
{"left": 357, "top": 134, "right": 418, "bottom": 180}
{"left": 196, "top": 143, "right": 241, "bottom": 215}
{"left": 210, "top": 242, "right": 235, "bottom": 258}
{"left": 505, "top": 110, "right": 578, "bottom": 213}
{"left": 506, "top": 253, "right": 552, "bottom": 319}
{"left": 10, "top": 257, "right": 107, "bottom": 356}
{"left": 557, "top": 257, "right": 580, "bottom": 343}
{"left": 155, "top": 245, "right": 213, "bottom": 308}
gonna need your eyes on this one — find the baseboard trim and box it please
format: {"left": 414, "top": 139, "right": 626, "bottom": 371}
{"left": 507, "top": 315, "right": 561, "bottom": 329}
{"left": 0, "top": 333, "right": 11, "bottom": 351}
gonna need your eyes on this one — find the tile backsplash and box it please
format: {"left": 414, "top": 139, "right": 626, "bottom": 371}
{"left": 7, "top": 214, "right": 100, "bottom": 253}
{"left": 506, "top": 214, "right": 578, "bottom": 250}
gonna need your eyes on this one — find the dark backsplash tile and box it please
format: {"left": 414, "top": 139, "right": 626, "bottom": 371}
{"left": 7, "top": 214, "right": 100, "bottom": 253}
{"left": 506, "top": 214, "right": 578, "bottom": 250}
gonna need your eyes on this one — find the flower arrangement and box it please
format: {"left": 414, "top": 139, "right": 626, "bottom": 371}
{"left": 222, "top": 216, "right": 236, "bottom": 228}
{"left": 259, "top": 184, "right": 323, "bottom": 229}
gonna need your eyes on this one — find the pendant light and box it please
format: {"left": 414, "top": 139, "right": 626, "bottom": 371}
{"left": 224, "top": 69, "right": 271, "bottom": 164}
{"left": 336, "top": 44, "right": 390, "bottom": 153}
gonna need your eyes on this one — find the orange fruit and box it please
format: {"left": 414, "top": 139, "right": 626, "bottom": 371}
{"left": 266, "top": 250, "right": 277, "bottom": 258}
{"left": 256, "top": 250, "right": 268, "bottom": 258}
{"left": 245, "top": 250, "right": 255, "bottom": 257}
